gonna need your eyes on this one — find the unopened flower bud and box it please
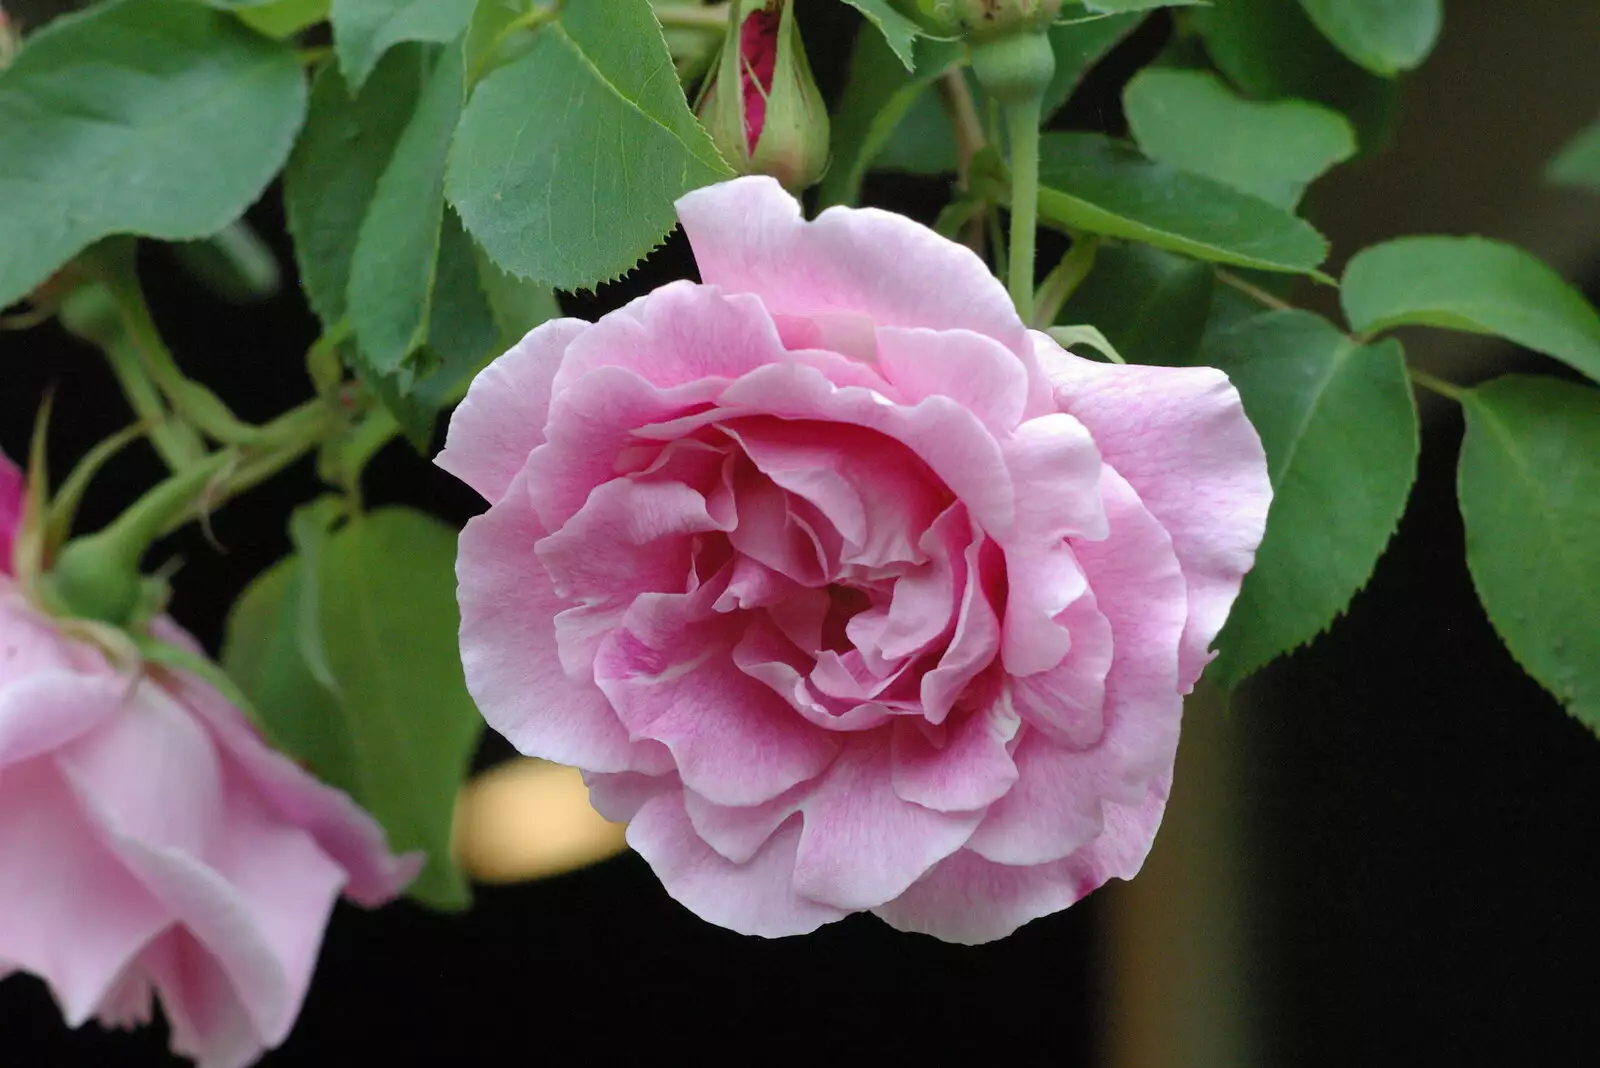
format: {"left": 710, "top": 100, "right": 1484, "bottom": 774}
{"left": 697, "top": 1, "right": 829, "bottom": 192}
{"left": 892, "top": 0, "right": 1063, "bottom": 41}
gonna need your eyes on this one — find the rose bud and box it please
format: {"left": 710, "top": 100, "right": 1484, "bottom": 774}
{"left": 893, "top": 0, "right": 1063, "bottom": 40}
{"left": 0, "top": 449, "right": 421, "bottom": 1067}
{"left": 697, "top": 0, "right": 829, "bottom": 192}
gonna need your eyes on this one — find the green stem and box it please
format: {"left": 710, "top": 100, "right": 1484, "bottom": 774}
{"left": 1033, "top": 234, "right": 1100, "bottom": 328}
{"left": 1217, "top": 269, "right": 1296, "bottom": 313}
{"left": 1004, "top": 93, "right": 1043, "bottom": 324}
{"left": 1408, "top": 368, "right": 1468, "bottom": 403}
{"left": 90, "top": 313, "right": 208, "bottom": 470}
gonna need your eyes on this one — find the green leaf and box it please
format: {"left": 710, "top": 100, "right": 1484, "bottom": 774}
{"left": 474, "top": 243, "right": 562, "bottom": 348}
{"left": 1295, "top": 0, "right": 1440, "bottom": 76}
{"left": 425, "top": 208, "right": 500, "bottom": 373}
{"left": 1123, "top": 67, "right": 1354, "bottom": 207}
{"left": 330, "top": 0, "right": 475, "bottom": 90}
{"left": 463, "top": 0, "right": 538, "bottom": 84}
{"left": 1341, "top": 236, "right": 1600, "bottom": 385}
{"left": 285, "top": 49, "right": 423, "bottom": 327}
{"left": 447, "top": 0, "right": 731, "bottom": 290}
{"left": 1032, "top": 133, "right": 1329, "bottom": 273}
{"left": 0, "top": 0, "right": 307, "bottom": 309}
{"left": 1458, "top": 375, "right": 1600, "bottom": 734}
{"left": 820, "top": 32, "right": 962, "bottom": 208}
{"left": 226, "top": 0, "right": 331, "bottom": 39}
{"left": 1200, "top": 310, "right": 1418, "bottom": 686}
{"left": 346, "top": 43, "right": 464, "bottom": 385}
{"left": 1547, "top": 118, "right": 1600, "bottom": 194}
{"left": 1193, "top": 0, "right": 1398, "bottom": 153}
{"left": 838, "top": 0, "right": 925, "bottom": 70}
{"left": 1057, "top": 244, "right": 1215, "bottom": 366}
{"left": 223, "top": 507, "right": 485, "bottom": 909}
{"left": 1042, "top": 10, "right": 1147, "bottom": 118}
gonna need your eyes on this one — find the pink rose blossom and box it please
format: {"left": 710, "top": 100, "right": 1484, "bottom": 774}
{"left": 439, "top": 177, "right": 1271, "bottom": 942}
{"left": 0, "top": 451, "right": 420, "bottom": 1066}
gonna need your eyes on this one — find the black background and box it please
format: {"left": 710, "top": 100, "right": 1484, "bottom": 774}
{"left": 3, "top": 5, "right": 1599, "bottom": 1065}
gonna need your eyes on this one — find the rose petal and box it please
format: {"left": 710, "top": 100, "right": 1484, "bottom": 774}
{"left": 873, "top": 774, "right": 1170, "bottom": 944}
{"left": 458, "top": 466, "right": 670, "bottom": 775}
{"left": 0, "top": 449, "right": 21, "bottom": 576}
{"left": 890, "top": 697, "right": 1021, "bottom": 812}
{"left": 875, "top": 326, "right": 1029, "bottom": 433}
{"left": 628, "top": 792, "right": 847, "bottom": 937}
{"left": 677, "top": 176, "right": 1030, "bottom": 359}
{"left": 1037, "top": 333, "right": 1271, "bottom": 691}
{"left": 920, "top": 537, "right": 1002, "bottom": 725}
{"left": 551, "top": 281, "right": 790, "bottom": 396}
{"left": 0, "top": 669, "right": 125, "bottom": 769}
{"left": 134, "top": 929, "right": 269, "bottom": 1068}
{"left": 595, "top": 597, "right": 838, "bottom": 806}
{"left": 0, "top": 760, "right": 170, "bottom": 1025}
{"left": 436, "top": 319, "right": 589, "bottom": 505}
{"left": 790, "top": 739, "right": 981, "bottom": 910}
{"left": 966, "top": 468, "right": 1186, "bottom": 866}
{"left": 1011, "top": 588, "right": 1114, "bottom": 747}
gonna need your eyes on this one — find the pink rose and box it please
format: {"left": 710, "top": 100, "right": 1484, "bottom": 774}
{"left": 440, "top": 177, "right": 1270, "bottom": 942}
{"left": 0, "top": 452, "right": 420, "bottom": 1066}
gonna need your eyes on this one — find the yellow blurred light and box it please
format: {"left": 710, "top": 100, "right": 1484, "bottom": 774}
{"left": 453, "top": 760, "right": 629, "bottom": 884}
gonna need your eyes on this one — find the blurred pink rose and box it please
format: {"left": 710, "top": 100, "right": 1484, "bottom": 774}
{"left": 0, "top": 451, "right": 420, "bottom": 1066}
{"left": 439, "top": 177, "right": 1270, "bottom": 942}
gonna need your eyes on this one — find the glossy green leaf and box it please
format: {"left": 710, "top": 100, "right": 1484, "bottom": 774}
{"left": 839, "top": 0, "right": 924, "bottom": 70}
{"left": 346, "top": 44, "right": 463, "bottom": 384}
{"left": 0, "top": 0, "right": 306, "bottom": 309}
{"left": 1032, "top": 133, "right": 1329, "bottom": 273}
{"left": 1342, "top": 236, "right": 1600, "bottom": 385}
{"left": 463, "top": 0, "right": 537, "bottom": 84}
{"left": 330, "top": 0, "right": 474, "bottom": 90}
{"left": 448, "top": 0, "right": 729, "bottom": 289}
{"left": 474, "top": 245, "right": 562, "bottom": 348}
{"left": 1200, "top": 310, "right": 1418, "bottom": 686}
{"left": 1194, "top": 0, "right": 1397, "bottom": 153}
{"left": 1547, "top": 118, "right": 1600, "bottom": 194}
{"left": 226, "top": 0, "right": 330, "bottom": 38}
{"left": 224, "top": 507, "right": 485, "bottom": 909}
{"left": 820, "top": 32, "right": 961, "bottom": 207}
{"left": 1123, "top": 67, "right": 1354, "bottom": 207}
{"left": 1459, "top": 376, "right": 1600, "bottom": 734}
{"left": 285, "top": 50, "right": 423, "bottom": 327}
{"left": 1057, "top": 244, "right": 1214, "bottom": 366}
{"left": 1295, "top": 0, "right": 1440, "bottom": 76}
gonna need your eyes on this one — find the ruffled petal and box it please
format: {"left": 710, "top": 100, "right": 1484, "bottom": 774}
{"left": 595, "top": 597, "right": 838, "bottom": 806}
{"left": 677, "top": 176, "right": 1030, "bottom": 358}
{"left": 628, "top": 792, "right": 847, "bottom": 937}
{"left": 1037, "top": 333, "right": 1271, "bottom": 691}
{"left": 457, "top": 466, "right": 669, "bottom": 775}
{"left": 436, "top": 319, "right": 589, "bottom": 505}
{"left": 875, "top": 327, "right": 1028, "bottom": 433}
{"left": 790, "top": 739, "right": 981, "bottom": 910}
{"left": 0, "top": 760, "right": 170, "bottom": 1026}
{"left": 873, "top": 774, "right": 1170, "bottom": 944}
{"left": 966, "top": 468, "right": 1186, "bottom": 866}
{"left": 550, "top": 281, "right": 790, "bottom": 395}
{"left": 890, "top": 697, "right": 1021, "bottom": 812}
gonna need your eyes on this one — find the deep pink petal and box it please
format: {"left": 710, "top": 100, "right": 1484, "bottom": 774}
{"left": 725, "top": 417, "right": 950, "bottom": 571}
{"left": 595, "top": 597, "right": 838, "bottom": 806}
{"left": 890, "top": 698, "right": 1021, "bottom": 812}
{"left": 873, "top": 774, "right": 1170, "bottom": 944}
{"left": 919, "top": 535, "right": 1001, "bottom": 724}
{"left": 627, "top": 792, "right": 847, "bottom": 937}
{"left": 966, "top": 469, "right": 1186, "bottom": 866}
{"left": 790, "top": 739, "right": 981, "bottom": 910}
{"left": 1037, "top": 332, "right": 1271, "bottom": 691}
{"left": 0, "top": 761, "right": 170, "bottom": 1025}
{"left": 457, "top": 466, "right": 670, "bottom": 775}
{"left": 435, "top": 319, "right": 589, "bottom": 505}
{"left": 0, "top": 449, "right": 21, "bottom": 575}
{"left": 682, "top": 780, "right": 809, "bottom": 865}
{"left": 875, "top": 327, "right": 1028, "bottom": 433}
{"left": 731, "top": 617, "right": 895, "bottom": 733}
{"left": 717, "top": 362, "right": 1016, "bottom": 536}
{"left": 677, "top": 177, "right": 1029, "bottom": 357}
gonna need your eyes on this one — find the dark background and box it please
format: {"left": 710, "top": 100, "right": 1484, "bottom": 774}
{"left": 3, "top": 2, "right": 1600, "bottom": 1065}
